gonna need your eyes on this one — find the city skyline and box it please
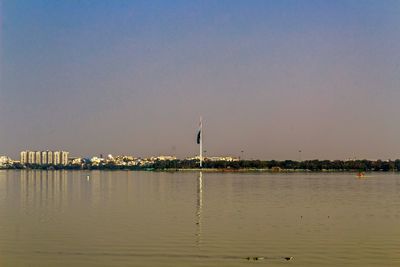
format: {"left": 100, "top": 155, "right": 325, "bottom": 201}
{"left": 1, "top": 1, "right": 400, "bottom": 160}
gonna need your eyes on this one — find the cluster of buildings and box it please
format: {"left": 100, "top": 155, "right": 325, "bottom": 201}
{"left": 20, "top": 150, "right": 69, "bottom": 165}
{"left": 188, "top": 156, "right": 239, "bottom": 162}
{"left": 0, "top": 150, "right": 239, "bottom": 169}
{"left": 0, "top": 156, "right": 14, "bottom": 167}
{"left": 72, "top": 155, "right": 179, "bottom": 167}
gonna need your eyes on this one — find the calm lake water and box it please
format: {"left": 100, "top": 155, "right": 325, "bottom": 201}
{"left": 0, "top": 170, "right": 399, "bottom": 267}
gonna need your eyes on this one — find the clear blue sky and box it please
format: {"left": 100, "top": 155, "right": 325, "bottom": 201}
{"left": 1, "top": 0, "right": 400, "bottom": 160}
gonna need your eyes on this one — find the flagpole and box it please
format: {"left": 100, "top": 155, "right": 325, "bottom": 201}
{"left": 200, "top": 116, "right": 203, "bottom": 168}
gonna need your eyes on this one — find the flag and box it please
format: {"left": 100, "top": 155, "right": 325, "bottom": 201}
{"left": 197, "top": 130, "right": 201, "bottom": 144}
{"left": 196, "top": 118, "right": 202, "bottom": 144}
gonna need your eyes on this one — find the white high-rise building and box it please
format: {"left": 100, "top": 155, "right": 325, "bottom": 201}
{"left": 20, "top": 151, "right": 28, "bottom": 164}
{"left": 41, "top": 151, "right": 48, "bottom": 164}
{"left": 35, "top": 151, "right": 42, "bottom": 165}
{"left": 47, "top": 151, "right": 53, "bottom": 164}
{"left": 20, "top": 150, "right": 70, "bottom": 166}
{"left": 54, "top": 151, "right": 61, "bottom": 165}
{"left": 28, "top": 151, "right": 36, "bottom": 164}
{"left": 61, "top": 151, "right": 69, "bottom": 165}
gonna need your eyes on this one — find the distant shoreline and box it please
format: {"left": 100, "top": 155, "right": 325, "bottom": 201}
{"left": 0, "top": 167, "right": 397, "bottom": 173}
{"left": 1, "top": 158, "right": 399, "bottom": 172}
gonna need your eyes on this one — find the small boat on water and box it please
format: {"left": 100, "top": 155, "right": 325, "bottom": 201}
{"left": 356, "top": 172, "right": 365, "bottom": 178}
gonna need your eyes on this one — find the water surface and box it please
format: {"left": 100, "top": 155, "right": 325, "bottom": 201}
{"left": 0, "top": 170, "right": 399, "bottom": 266}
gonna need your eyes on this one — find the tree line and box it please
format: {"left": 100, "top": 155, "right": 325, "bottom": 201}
{"left": 151, "top": 159, "right": 400, "bottom": 171}
{"left": 4, "top": 159, "right": 400, "bottom": 171}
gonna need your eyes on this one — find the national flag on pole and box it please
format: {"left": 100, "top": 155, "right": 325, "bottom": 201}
{"left": 197, "top": 116, "right": 203, "bottom": 168}
{"left": 197, "top": 130, "right": 201, "bottom": 144}
{"left": 197, "top": 120, "right": 202, "bottom": 144}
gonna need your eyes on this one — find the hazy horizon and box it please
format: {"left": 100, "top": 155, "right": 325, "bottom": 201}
{"left": 1, "top": 0, "right": 400, "bottom": 160}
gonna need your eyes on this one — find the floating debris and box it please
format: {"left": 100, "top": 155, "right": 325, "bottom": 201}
{"left": 245, "top": 257, "right": 265, "bottom": 261}
{"left": 245, "top": 256, "right": 293, "bottom": 261}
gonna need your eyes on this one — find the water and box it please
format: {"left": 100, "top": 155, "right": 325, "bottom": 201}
{"left": 0, "top": 170, "right": 399, "bottom": 266}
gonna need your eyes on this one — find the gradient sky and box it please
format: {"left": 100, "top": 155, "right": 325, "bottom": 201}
{"left": 1, "top": 0, "right": 400, "bottom": 160}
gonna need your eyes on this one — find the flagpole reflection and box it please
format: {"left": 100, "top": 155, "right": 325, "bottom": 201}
{"left": 196, "top": 171, "right": 203, "bottom": 246}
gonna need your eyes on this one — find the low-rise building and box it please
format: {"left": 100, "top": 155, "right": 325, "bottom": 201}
{"left": 0, "top": 156, "right": 12, "bottom": 167}
{"left": 206, "top": 156, "right": 239, "bottom": 162}
{"left": 187, "top": 156, "right": 239, "bottom": 162}
{"left": 71, "top": 158, "right": 83, "bottom": 165}
{"left": 151, "top": 156, "right": 177, "bottom": 161}
{"left": 90, "top": 157, "right": 104, "bottom": 165}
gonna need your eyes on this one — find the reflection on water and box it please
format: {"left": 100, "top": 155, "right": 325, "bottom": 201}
{"left": 195, "top": 172, "right": 203, "bottom": 247}
{"left": 0, "top": 170, "right": 400, "bottom": 267}
{"left": 3, "top": 170, "right": 127, "bottom": 212}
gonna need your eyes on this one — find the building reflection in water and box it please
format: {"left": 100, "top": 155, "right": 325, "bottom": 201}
{"left": 6, "top": 171, "right": 135, "bottom": 212}
{"left": 196, "top": 171, "right": 203, "bottom": 246}
{"left": 13, "top": 170, "right": 70, "bottom": 212}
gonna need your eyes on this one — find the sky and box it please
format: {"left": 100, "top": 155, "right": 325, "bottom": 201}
{"left": 1, "top": 0, "right": 400, "bottom": 160}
